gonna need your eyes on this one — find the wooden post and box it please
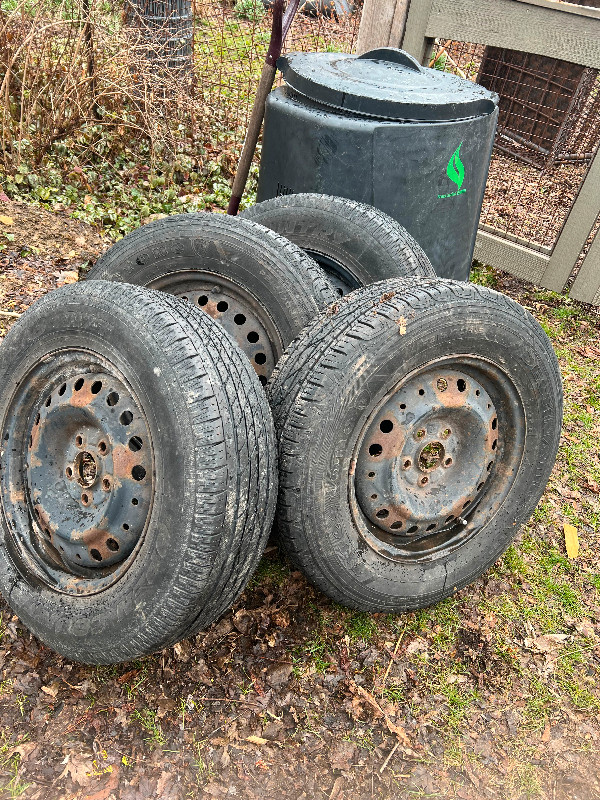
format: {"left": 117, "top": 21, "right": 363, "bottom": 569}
{"left": 356, "top": 0, "right": 411, "bottom": 53}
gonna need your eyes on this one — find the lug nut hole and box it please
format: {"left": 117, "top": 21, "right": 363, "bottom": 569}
{"left": 368, "top": 444, "right": 382, "bottom": 457}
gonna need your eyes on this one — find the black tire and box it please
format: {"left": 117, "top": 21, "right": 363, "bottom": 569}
{"left": 269, "top": 278, "right": 562, "bottom": 612}
{"left": 0, "top": 281, "right": 277, "bottom": 664}
{"left": 241, "top": 193, "right": 435, "bottom": 295}
{"left": 86, "top": 212, "right": 337, "bottom": 385}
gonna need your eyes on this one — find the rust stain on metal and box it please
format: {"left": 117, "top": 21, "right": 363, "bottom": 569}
{"left": 69, "top": 384, "right": 96, "bottom": 408}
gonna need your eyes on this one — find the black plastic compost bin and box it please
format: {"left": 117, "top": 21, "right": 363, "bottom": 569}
{"left": 256, "top": 47, "right": 499, "bottom": 281}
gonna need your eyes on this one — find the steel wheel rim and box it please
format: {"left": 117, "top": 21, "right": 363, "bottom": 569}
{"left": 349, "top": 357, "right": 526, "bottom": 562}
{"left": 149, "top": 271, "right": 283, "bottom": 384}
{"left": 1, "top": 351, "right": 155, "bottom": 595}
{"left": 303, "top": 250, "right": 360, "bottom": 298}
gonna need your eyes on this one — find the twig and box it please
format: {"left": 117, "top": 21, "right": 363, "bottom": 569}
{"left": 0, "top": 310, "right": 21, "bottom": 318}
{"left": 379, "top": 740, "right": 399, "bottom": 774}
{"left": 380, "top": 625, "right": 406, "bottom": 696}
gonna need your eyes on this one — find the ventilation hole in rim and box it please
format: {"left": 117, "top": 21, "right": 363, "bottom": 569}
{"left": 399, "top": 403, "right": 406, "bottom": 410}
{"left": 477, "top": 482, "right": 485, "bottom": 491}
{"left": 216, "top": 300, "right": 229, "bottom": 313}
{"left": 258, "top": 376, "right": 267, "bottom": 386}
{"left": 487, "top": 461, "right": 493, "bottom": 471}
{"left": 390, "top": 521, "right": 403, "bottom": 530}
{"left": 445, "top": 457, "right": 453, "bottom": 466}
{"left": 98, "top": 441, "right": 107, "bottom": 454}
{"left": 181, "top": 295, "right": 188, "bottom": 302}
{"left": 90, "top": 549, "right": 102, "bottom": 562}
{"left": 457, "top": 379, "right": 467, "bottom": 392}
{"left": 247, "top": 331, "right": 259, "bottom": 343}
{"left": 132, "top": 465, "right": 146, "bottom": 481}
{"left": 91, "top": 381, "right": 102, "bottom": 394}
{"left": 35, "top": 414, "right": 40, "bottom": 425}
{"left": 198, "top": 295, "right": 208, "bottom": 306}
{"left": 420, "top": 476, "right": 429, "bottom": 485}
{"left": 129, "top": 436, "right": 143, "bottom": 452}
{"left": 476, "top": 389, "right": 481, "bottom": 396}
{"left": 368, "top": 443, "right": 382, "bottom": 457}
{"left": 102, "top": 478, "right": 111, "bottom": 491}
{"left": 106, "top": 538, "right": 119, "bottom": 552}
{"left": 371, "top": 494, "right": 377, "bottom": 500}
{"left": 58, "top": 383, "right": 67, "bottom": 396}
{"left": 107, "top": 391, "right": 119, "bottom": 406}
{"left": 418, "top": 388, "right": 425, "bottom": 396}
{"left": 408, "top": 525, "right": 418, "bottom": 533}
{"left": 380, "top": 419, "right": 393, "bottom": 433}
{"left": 122, "top": 523, "right": 130, "bottom": 531}
{"left": 120, "top": 410, "right": 133, "bottom": 426}
{"left": 368, "top": 471, "right": 375, "bottom": 477}
{"left": 403, "top": 459, "right": 411, "bottom": 469}
{"left": 81, "top": 493, "right": 90, "bottom": 504}
{"left": 492, "top": 418, "right": 497, "bottom": 430}
{"left": 445, "top": 515, "right": 455, "bottom": 524}
{"left": 426, "top": 523, "right": 436, "bottom": 531}
{"left": 416, "top": 429, "right": 426, "bottom": 439}
{"left": 76, "top": 435, "right": 83, "bottom": 446}
{"left": 463, "top": 500, "right": 470, "bottom": 509}
{"left": 436, "top": 378, "right": 448, "bottom": 392}
{"left": 45, "top": 395, "right": 52, "bottom": 407}
{"left": 255, "top": 353, "right": 267, "bottom": 365}
{"left": 234, "top": 313, "right": 246, "bottom": 325}
{"left": 75, "top": 553, "right": 81, "bottom": 559}
{"left": 487, "top": 403, "right": 492, "bottom": 409}
{"left": 132, "top": 497, "right": 139, "bottom": 505}
{"left": 74, "top": 378, "right": 84, "bottom": 392}
{"left": 376, "top": 509, "right": 389, "bottom": 519}
{"left": 492, "top": 439, "right": 498, "bottom": 450}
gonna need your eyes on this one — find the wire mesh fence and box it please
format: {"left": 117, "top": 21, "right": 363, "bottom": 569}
{"left": 194, "top": 0, "right": 361, "bottom": 153}
{"left": 430, "top": 39, "right": 600, "bottom": 252}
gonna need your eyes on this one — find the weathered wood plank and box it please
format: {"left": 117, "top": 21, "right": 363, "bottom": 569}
{"left": 541, "top": 148, "right": 600, "bottom": 292}
{"left": 355, "top": 0, "right": 394, "bottom": 53}
{"left": 474, "top": 229, "right": 549, "bottom": 284}
{"left": 569, "top": 230, "right": 600, "bottom": 305}
{"left": 402, "top": 0, "right": 435, "bottom": 62}
{"left": 424, "top": 0, "right": 600, "bottom": 68}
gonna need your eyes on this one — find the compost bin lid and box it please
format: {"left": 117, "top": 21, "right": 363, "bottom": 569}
{"left": 278, "top": 47, "right": 498, "bottom": 121}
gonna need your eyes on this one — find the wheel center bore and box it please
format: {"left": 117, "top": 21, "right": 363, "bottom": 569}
{"left": 74, "top": 450, "right": 98, "bottom": 488}
{"left": 354, "top": 368, "right": 498, "bottom": 544}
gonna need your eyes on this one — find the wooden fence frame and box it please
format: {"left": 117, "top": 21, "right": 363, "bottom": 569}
{"left": 357, "top": 0, "right": 600, "bottom": 305}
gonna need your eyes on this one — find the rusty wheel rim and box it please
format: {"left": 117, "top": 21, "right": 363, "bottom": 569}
{"left": 149, "top": 271, "right": 282, "bottom": 385}
{"left": 1, "top": 352, "right": 154, "bottom": 595}
{"left": 350, "top": 359, "right": 524, "bottom": 562}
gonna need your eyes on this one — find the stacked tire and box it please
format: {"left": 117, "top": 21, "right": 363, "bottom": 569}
{"left": 0, "top": 195, "right": 562, "bottom": 664}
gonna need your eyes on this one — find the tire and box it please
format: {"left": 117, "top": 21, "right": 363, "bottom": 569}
{"left": 86, "top": 212, "right": 338, "bottom": 385}
{"left": 241, "top": 193, "right": 435, "bottom": 295}
{"left": 269, "top": 277, "right": 562, "bottom": 612}
{"left": 0, "top": 281, "right": 277, "bottom": 664}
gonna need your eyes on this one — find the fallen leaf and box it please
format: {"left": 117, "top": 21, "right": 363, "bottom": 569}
{"left": 246, "top": 735, "right": 268, "bottom": 746}
{"left": 0, "top": 215, "right": 14, "bottom": 225}
{"left": 41, "top": 681, "right": 60, "bottom": 698}
{"left": 397, "top": 316, "right": 407, "bottom": 335}
{"left": 564, "top": 523, "right": 579, "bottom": 559}
{"left": 59, "top": 752, "right": 94, "bottom": 787}
{"left": 533, "top": 633, "right": 569, "bottom": 653}
{"left": 541, "top": 722, "right": 551, "bottom": 742}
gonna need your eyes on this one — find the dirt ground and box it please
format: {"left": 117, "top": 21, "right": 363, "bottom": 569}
{"left": 1, "top": 201, "right": 600, "bottom": 800}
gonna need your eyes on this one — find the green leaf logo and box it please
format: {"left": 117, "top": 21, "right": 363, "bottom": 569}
{"left": 447, "top": 143, "right": 465, "bottom": 191}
